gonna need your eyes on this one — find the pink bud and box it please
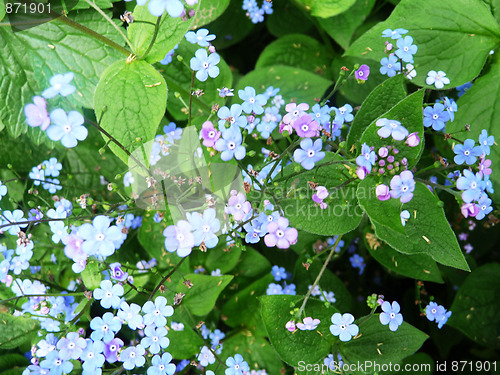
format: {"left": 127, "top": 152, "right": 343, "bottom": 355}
{"left": 386, "top": 43, "right": 393, "bottom": 51}
{"left": 376, "top": 184, "right": 391, "bottom": 201}
{"left": 356, "top": 166, "right": 367, "bottom": 180}
{"left": 378, "top": 147, "right": 389, "bottom": 158}
{"left": 286, "top": 321, "right": 296, "bottom": 332}
{"left": 387, "top": 155, "right": 395, "bottom": 163}
{"left": 405, "top": 132, "right": 420, "bottom": 147}
{"left": 379, "top": 160, "right": 386, "bottom": 167}
{"left": 208, "top": 45, "right": 216, "bottom": 53}
{"left": 461, "top": 203, "right": 479, "bottom": 218}
{"left": 315, "top": 186, "right": 329, "bottom": 200}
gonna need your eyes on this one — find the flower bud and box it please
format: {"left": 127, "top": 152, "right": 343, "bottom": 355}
{"left": 356, "top": 166, "right": 367, "bottom": 180}
{"left": 461, "top": 203, "right": 479, "bottom": 218}
{"left": 376, "top": 184, "right": 390, "bottom": 201}
{"left": 286, "top": 321, "right": 296, "bottom": 332}
{"left": 378, "top": 147, "right": 389, "bottom": 158}
{"left": 405, "top": 132, "right": 420, "bottom": 147}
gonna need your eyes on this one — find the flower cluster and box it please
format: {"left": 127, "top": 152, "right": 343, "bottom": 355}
{"left": 266, "top": 265, "right": 296, "bottom": 295}
{"left": 380, "top": 28, "right": 417, "bottom": 79}
{"left": 425, "top": 302, "right": 452, "bottom": 329}
{"left": 242, "top": 0, "right": 273, "bottom": 24}
{"left": 189, "top": 28, "right": 220, "bottom": 82}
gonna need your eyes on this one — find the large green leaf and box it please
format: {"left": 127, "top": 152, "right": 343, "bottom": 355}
{"left": 295, "top": 0, "right": 356, "bottom": 18}
{"left": 94, "top": 59, "right": 167, "bottom": 163}
{"left": 0, "top": 354, "right": 29, "bottom": 374}
{"left": 317, "top": 0, "right": 376, "bottom": 50}
{"left": 235, "top": 65, "right": 332, "bottom": 107}
{"left": 361, "top": 182, "right": 470, "bottom": 271}
{"left": 260, "top": 295, "right": 339, "bottom": 368}
{"left": 346, "top": 74, "right": 407, "bottom": 149}
{"left": 267, "top": 0, "right": 314, "bottom": 38}
{"left": 0, "top": 10, "right": 123, "bottom": 140}
{"left": 364, "top": 228, "right": 444, "bottom": 283}
{"left": 191, "top": 0, "right": 230, "bottom": 29}
{"left": 157, "top": 39, "right": 232, "bottom": 121}
{"left": 446, "top": 54, "right": 500, "bottom": 203}
{"left": 345, "top": 0, "right": 500, "bottom": 88}
{"left": 0, "top": 0, "right": 5, "bottom": 22}
{"left": 81, "top": 259, "right": 103, "bottom": 290}
{"left": 359, "top": 90, "right": 425, "bottom": 169}
{"left": 177, "top": 273, "right": 233, "bottom": 316}
{"left": 167, "top": 305, "right": 205, "bottom": 359}
{"left": 128, "top": 1, "right": 199, "bottom": 64}
{"left": 256, "top": 34, "right": 334, "bottom": 79}
{"left": 341, "top": 314, "right": 428, "bottom": 366}
{"left": 276, "top": 152, "right": 363, "bottom": 236}
{"left": 448, "top": 263, "right": 500, "bottom": 349}
{"left": 0, "top": 313, "right": 40, "bottom": 350}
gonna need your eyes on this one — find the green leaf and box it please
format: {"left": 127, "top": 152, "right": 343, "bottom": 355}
{"left": 483, "top": 0, "right": 500, "bottom": 23}
{"left": 73, "top": 0, "right": 118, "bottom": 10}
{"left": 346, "top": 74, "right": 407, "bottom": 149}
{"left": 295, "top": 0, "right": 356, "bottom": 18}
{"left": 167, "top": 305, "right": 205, "bottom": 359}
{"left": 256, "top": 34, "right": 334, "bottom": 79}
{"left": 363, "top": 228, "right": 444, "bottom": 283}
{"left": 344, "top": 0, "right": 500, "bottom": 88}
{"left": 94, "top": 59, "right": 167, "bottom": 163}
{"left": 216, "top": 332, "right": 285, "bottom": 375}
{"left": 340, "top": 314, "right": 428, "bottom": 365}
{"left": 128, "top": 2, "right": 199, "bottom": 64}
{"left": 276, "top": 152, "right": 363, "bottom": 236}
{"left": 0, "top": 313, "right": 40, "bottom": 350}
{"left": 260, "top": 295, "right": 339, "bottom": 367}
{"left": 0, "top": 0, "right": 5, "bottom": 23}
{"left": 191, "top": 0, "right": 230, "bottom": 28}
{"left": 448, "top": 263, "right": 500, "bottom": 349}
{"left": 361, "top": 182, "right": 470, "bottom": 271}
{"left": 81, "top": 259, "right": 102, "bottom": 290}
{"left": 138, "top": 212, "right": 172, "bottom": 262}
{"left": 446, "top": 54, "right": 500, "bottom": 203}
{"left": 205, "top": 243, "right": 242, "bottom": 274}
{"left": 232, "top": 247, "right": 272, "bottom": 280}
{"left": 158, "top": 39, "right": 232, "bottom": 121}
{"left": 317, "top": 0, "right": 376, "bottom": 49}
{"left": 235, "top": 65, "right": 332, "bottom": 107}
{"left": 0, "top": 10, "right": 123, "bottom": 140}
{"left": 359, "top": 90, "right": 425, "bottom": 168}
{"left": 0, "top": 354, "right": 29, "bottom": 374}
{"left": 177, "top": 273, "right": 233, "bottom": 316}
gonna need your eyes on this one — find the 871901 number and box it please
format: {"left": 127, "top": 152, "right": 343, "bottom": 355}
{"left": 5, "top": 2, "right": 51, "bottom": 14}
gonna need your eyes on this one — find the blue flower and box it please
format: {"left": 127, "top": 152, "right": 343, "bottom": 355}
{"left": 43, "top": 157, "right": 62, "bottom": 177}
{"left": 266, "top": 283, "right": 283, "bottom": 295}
{"left": 382, "top": 28, "right": 408, "bottom": 39}
{"left": 293, "top": 138, "right": 326, "bottom": 170}
{"left": 81, "top": 339, "right": 105, "bottom": 373}
{"left": 40, "top": 350, "right": 73, "bottom": 375}
{"left": 271, "top": 265, "right": 287, "bottom": 281}
{"left": 148, "top": 0, "right": 184, "bottom": 17}
{"left": 263, "top": 86, "right": 279, "bottom": 99}
{"left": 262, "top": 1, "right": 273, "bottom": 14}
{"left": 117, "top": 301, "right": 143, "bottom": 330}
{"left": 42, "top": 72, "right": 76, "bottom": 99}
{"left": 190, "top": 49, "right": 220, "bottom": 82}
{"left": 390, "top": 170, "right": 415, "bottom": 203}
{"left": 425, "top": 302, "right": 446, "bottom": 322}
{"left": 159, "top": 44, "right": 178, "bottom": 65}
{"left": 395, "top": 36, "right": 418, "bottom": 63}
{"left": 379, "top": 301, "right": 403, "bottom": 331}
{"left": 423, "top": 103, "right": 450, "bottom": 131}
{"left": 380, "top": 55, "right": 401, "bottom": 77}
{"left": 141, "top": 325, "right": 169, "bottom": 354}
{"left": 311, "top": 104, "right": 331, "bottom": 126}
{"left": 187, "top": 208, "right": 220, "bottom": 248}
{"left": 437, "top": 310, "right": 452, "bottom": 329}
{"left": 249, "top": 7, "right": 264, "bottom": 23}
{"left": 185, "top": 28, "right": 216, "bottom": 47}
{"left": 478, "top": 129, "right": 495, "bottom": 156}
{"left": 47, "top": 109, "right": 88, "bottom": 148}
{"left": 356, "top": 143, "right": 376, "bottom": 173}
{"left": 214, "top": 127, "right": 246, "bottom": 161}
{"left": 163, "top": 122, "right": 183, "bottom": 143}
{"left": 2, "top": 209, "right": 28, "bottom": 235}
{"left": 0, "top": 181, "right": 7, "bottom": 201}
{"left": 283, "top": 283, "right": 296, "bottom": 295}
{"left": 217, "top": 104, "right": 247, "bottom": 129}
{"left": 121, "top": 345, "right": 146, "bottom": 370}
{"left": 333, "top": 104, "right": 354, "bottom": 123}
{"left": 443, "top": 97, "right": 458, "bottom": 121}
{"left": 238, "top": 86, "right": 267, "bottom": 115}
{"left": 93, "top": 280, "right": 124, "bottom": 309}
{"left": 349, "top": 254, "right": 365, "bottom": 275}
{"left": 42, "top": 178, "right": 62, "bottom": 194}
{"left": 330, "top": 313, "right": 359, "bottom": 342}
{"left": 456, "top": 170, "right": 485, "bottom": 203}
{"left": 453, "top": 139, "right": 482, "bottom": 165}
{"left": 209, "top": 329, "right": 225, "bottom": 346}
{"left": 147, "top": 353, "right": 176, "bottom": 375}
{"left": 225, "top": 354, "right": 249, "bottom": 375}
{"left": 456, "top": 82, "right": 472, "bottom": 97}
{"left": 476, "top": 194, "right": 493, "bottom": 220}
{"left": 375, "top": 118, "right": 408, "bottom": 140}
{"left": 142, "top": 296, "right": 174, "bottom": 327}
{"left": 197, "top": 346, "right": 216, "bottom": 367}
{"left": 56, "top": 332, "right": 86, "bottom": 360}
{"left": 400, "top": 210, "right": 410, "bottom": 226}
{"left": 29, "top": 166, "right": 45, "bottom": 186}
{"left": 78, "top": 216, "right": 123, "bottom": 258}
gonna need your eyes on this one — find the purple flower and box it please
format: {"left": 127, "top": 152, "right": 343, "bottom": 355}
{"left": 478, "top": 158, "right": 492, "bottom": 176}
{"left": 379, "top": 301, "right": 403, "bottom": 331}
{"left": 456, "top": 170, "right": 484, "bottom": 203}
{"left": 264, "top": 217, "right": 298, "bottom": 249}
{"left": 24, "top": 96, "right": 50, "bottom": 130}
{"left": 225, "top": 191, "right": 252, "bottom": 221}
{"left": 355, "top": 64, "right": 370, "bottom": 81}
{"left": 103, "top": 338, "right": 123, "bottom": 363}
{"left": 110, "top": 262, "right": 128, "bottom": 282}
{"left": 293, "top": 138, "right": 325, "bottom": 170}
{"left": 93, "top": 280, "right": 124, "bottom": 309}
{"left": 42, "top": 72, "right": 76, "bottom": 99}
{"left": 200, "top": 121, "right": 221, "bottom": 147}
{"left": 78, "top": 216, "right": 123, "bottom": 258}
{"left": 356, "top": 143, "right": 376, "bottom": 173}
{"left": 376, "top": 184, "right": 390, "bottom": 201}
{"left": 56, "top": 331, "right": 86, "bottom": 360}
{"left": 390, "top": 170, "right": 415, "bottom": 203}
{"left": 190, "top": 49, "right": 220, "bottom": 82}
{"left": 293, "top": 114, "right": 319, "bottom": 138}
{"left": 405, "top": 132, "right": 420, "bottom": 147}
{"left": 47, "top": 109, "right": 88, "bottom": 148}
{"left": 296, "top": 317, "right": 320, "bottom": 330}
{"left": 120, "top": 345, "right": 146, "bottom": 370}
{"left": 453, "top": 139, "right": 482, "bottom": 165}
{"left": 376, "top": 118, "right": 408, "bottom": 140}
{"left": 163, "top": 220, "right": 195, "bottom": 257}
{"left": 285, "top": 320, "right": 296, "bottom": 332}
{"left": 312, "top": 186, "right": 329, "bottom": 209}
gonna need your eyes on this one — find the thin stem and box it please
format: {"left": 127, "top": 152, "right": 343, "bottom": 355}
{"left": 297, "top": 235, "right": 342, "bottom": 318}
{"left": 149, "top": 257, "right": 187, "bottom": 300}
{"left": 83, "top": 0, "right": 134, "bottom": 51}
{"left": 189, "top": 70, "right": 196, "bottom": 127}
{"left": 137, "top": 16, "right": 162, "bottom": 60}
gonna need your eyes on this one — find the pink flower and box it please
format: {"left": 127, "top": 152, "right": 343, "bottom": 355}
{"left": 376, "top": 184, "right": 391, "bottom": 201}
{"left": 312, "top": 186, "right": 329, "bottom": 209}
{"left": 285, "top": 321, "right": 296, "bottom": 332}
{"left": 356, "top": 166, "right": 368, "bottom": 180}
{"left": 405, "top": 132, "right": 420, "bottom": 147}
{"left": 264, "top": 217, "right": 298, "bottom": 249}
{"left": 200, "top": 121, "right": 221, "bottom": 148}
{"left": 225, "top": 190, "right": 252, "bottom": 221}
{"left": 478, "top": 158, "right": 492, "bottom": 176}
{"left": 461, "top": 203, "right": 479, "bottom": 218}
{"left": 24, "top": 96, "right": 50, "bottom": 130}
{"left": 293, "top": 114, "right": 319, "bottom": 138}
{"left": 283, "top": 102, "right": 309, "bottom": 125}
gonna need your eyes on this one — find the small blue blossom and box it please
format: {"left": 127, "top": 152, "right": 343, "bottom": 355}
{"left": 238, "top": 86, "right": 267, "bottom": 115}
{"left": 271, "top": 265, "right": 287, "bottom": 281}
{"left": 142, "top": 296, "right": 174, "bottom": 327}
{"left": 42, "top": 178, "right": 62, "bottom": 194}
{"left": 29, "top": 166, "right": 45, "bottom": 186}
{"left": 81, "top": 339, "right": 105, "bottom": 373}
{"left": 147, "top": 0, "right": 183, "bottom": 17}
{"left": 443, "top": 97, "right": 458, "bottom": 121}
{"left": 214, "top": 126, "right": 246, "bottom": 161}
{"left": 333, "top": 104, "right": 354, "bottom": 123}
{"left": 283, "top": 283, "right": 296, "bottom": 295}
{"left": 225, "top": 354, "right": 249, "bottom": 375}
{"left": 40, "top": 350, "right": 73, "bottom": 375}
{"left": 425, "top": 302, "right": 446, "bottom": 322}
{"left": 379, "top": 301, "right": 403, "bottom": 331}
{"left": 197, "top": 346, "right": 216, "bottom": 367}
{"left": 42, "top": 72, "right": 76, "bottom": 99}
{"left": 423, "top": 103, "right": 450, "bottom": 131}
{"left": 330, "top": 313, "right": 359, "bottom": 342}
{"left": 217, "top": 87, "right": 234, "bottom": 98}
{"left": 400, "top": 210, "right": 410, "bottom": 226}
{"left": 453, "top": 139, "right": 482, "bottom": 165}
{"left": 43, "top": 158, "right": 62, "bottom": 177}
{"left": 382, "top": 28, "right": 408, "bottom": 39}
{"left": 293, "top": 138, "right": 325, "bottom": 170}
{"left": 263, "top": 86, "right": 279, "bottom": 99}
{"left": 147, "top": 353, "right": 176, "bottom": 375}
{"left": 93, "top": 280, "right": 124, "bottom": 309}
{"left": 456, "top": 82, "right": 472, "bottom": 97}
{"left": 2, "top": 209, "right": 28, "bottom": 236}
{"left": 47, "top": 109, "right": 88, "bottom": 148}
{"left": 190, "top": 49, "right": 220, "bottom": 82}
{"left": 311, "top": 103, "right": 331, "bottom": 126}
{"left": 437, "top": 310, "right": 452, "bottom": 329}
{"left": 185, "top": 28, "right": 216, "bottom": 47}
{"left": 120, "top": 345, "right": 146, "bottom": 370}
{"left": 163, "top": 122, "right": 183, "bottom": 143}
{"left": 117, "top": 301, "right": 143, "bottom": 330}
{"left": 356, "top": 143, "right": 376, "bottom": 173}
{"left": 349, "top": 254, "right": 365, "bottom": 275}
{"left": 266, "top": 283, "right": 283, "bottom": 295}
{"left": 56, "top": 331, "right": 86, "bottom": 360}
{"left": 209, "top": 329, "right": 225, "bottom": 346}
{"left": 380, "top": 55, "right": 401, "bottom": 77}
{"left": 217, "top": 104, "right": 247, "bottom": 129}
{"left": 141, "top": 325, "right": 169, "bottom": 354}
{"left": 478, "top": 129, "right": 495, "bottom": 156}
{"left": 375, "top": 118, "right": 408, "bottom": 140}
{"left": 159, "top": 44, "right": 178, "bottom": 65}
{"left": 78, "top": 215, "right": 123, "bottom": 258}
{"left": 187, "top": 208, "right": 220, "bottom": 248}
{"left": 395, "top": 36, "right": 418, "bottom": 63}
{"left": 476, "top": 194, "right": 493, "bottom": 220}
{"left": 390, "top": 170, "right": 415, "bottom": 203}
{"left": 456, "top": 170, "right": 485, "bottom": 203}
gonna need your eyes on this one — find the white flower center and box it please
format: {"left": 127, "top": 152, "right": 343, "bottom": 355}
{"left": 433, "top": 114, "right": 439, "bottom": 120}
{"left": 64, "top": 125, "right": 72, "bottom": 133}
{"left": 359, "top": 71, "right": 364, "bottom": 76}
{"left": 177, "top": 233, "right": 184, "bottom": 242}
{"left": 292, "top": 110, "right": 299, "bottom": 116}
{"left": 96, "top": 233, "right": 105, "bottom": 241}
{"left": 307, "top": 150, "right": 315, "bottom": 157}
{"left": 464, "top": 150, "right": 470, "bottom": 156}
{"left": 235, "top": 203, "right": 242, "bottom": 210}
{"left": 208, "top": 131, "right": 215, "bottom": 138}
{"left": 249, "top": 98, "right": 255, "bottom": 104}
{"left": 130, "top": 352, "right": 135, "bottom": 358}
{"left": 276, "top": 230, "right": 284, "bottom": 238}
{"left": 301, "top": 124, "right": 309, "bottom": 132}
{"left": 228, "top": 142, "right": 236, "bottom": 150}
{"left": 471, "top": 182, "right": 477, "bottom": 189}
{"left": 202, "top": 225, "right": 210, "bottom": 232}
{"left": 390, "top": 312, "right": 396, "bottom": 318}
{"left": 202, "top": 62, "right": 209, "bottom": 69}
{"left": 387, "top": 63, "right": 392, "bottom": 69}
